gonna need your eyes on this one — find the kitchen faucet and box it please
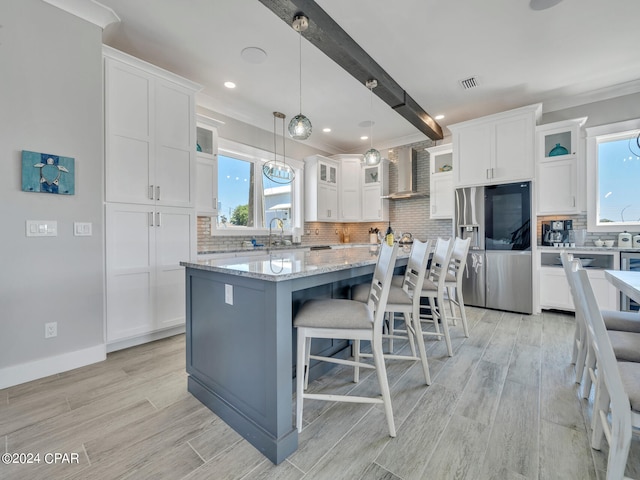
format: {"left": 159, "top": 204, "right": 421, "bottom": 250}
{"left": 269, "top": 217, "right": 284, "bottom": 247}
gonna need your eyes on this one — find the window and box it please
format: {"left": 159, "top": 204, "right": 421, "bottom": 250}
{"left": 587, "top": 119, "right": 640, "bottom": 232}
{"left": 213, "top": 138, "right": 302, "bottom": 235}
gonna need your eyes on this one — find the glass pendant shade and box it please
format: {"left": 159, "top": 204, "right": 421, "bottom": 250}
{"left": 364, "top": 148, "right": 381, "bottom": 166}
{"left": 263, "top": 112, "right": 294, "bottom": 185}
{"left": 288, "top": 114, "right": 312, "bottom": 140}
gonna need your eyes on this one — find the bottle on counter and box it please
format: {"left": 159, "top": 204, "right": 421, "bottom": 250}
{"left": 385, "top": 222, "right": 394, "bottom": 246}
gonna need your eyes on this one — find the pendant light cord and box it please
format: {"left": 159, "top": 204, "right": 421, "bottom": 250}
{"left": 370, "top": 85, "right": 374, "bottom": 149}
{"left": 298, "top": 30, "right": 303, "bottom": 114}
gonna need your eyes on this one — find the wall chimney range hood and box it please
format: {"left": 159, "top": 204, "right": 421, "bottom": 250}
{"left": 382, "top": 147, "right": 427, "bottom": 199}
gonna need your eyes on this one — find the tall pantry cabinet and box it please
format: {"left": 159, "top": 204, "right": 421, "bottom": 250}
{"left": 103, "top": 46, "right": 200, "bottom": 349}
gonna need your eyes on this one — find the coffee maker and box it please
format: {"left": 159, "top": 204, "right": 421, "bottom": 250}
{"left": 542, "top": 220, "right": 573, "bottom": 246}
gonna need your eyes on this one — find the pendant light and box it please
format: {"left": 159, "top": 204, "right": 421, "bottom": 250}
{"left": 263, "top": 112, "right": 295, "bottom": 184}
{"left": 363, "top": 79, "right": 381, "bottom": 166}
{"left": 288, "top": 13, "right": 312, "bottom": 140}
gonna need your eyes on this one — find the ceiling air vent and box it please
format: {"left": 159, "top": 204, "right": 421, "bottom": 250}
{"left": 459, "top": 76, "right": 479, "bottom": 90}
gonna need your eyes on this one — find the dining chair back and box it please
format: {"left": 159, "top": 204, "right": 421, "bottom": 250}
{"left": 445, "top": 237, "right": 471, "bottom": 337}
{"left": 419, "top": 237, "right": 454, "bottom": 356}
{"left": 569, "top": 262, "right": 638, "bottom": 480}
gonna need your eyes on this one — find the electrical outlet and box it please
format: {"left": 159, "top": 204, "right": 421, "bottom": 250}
{"left": 45, "top": 322, "right": 57, "bottom": 338}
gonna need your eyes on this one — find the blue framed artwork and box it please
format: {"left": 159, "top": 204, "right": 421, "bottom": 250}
{"left": 22, "top": 150, "right": 75, "bottom": 195}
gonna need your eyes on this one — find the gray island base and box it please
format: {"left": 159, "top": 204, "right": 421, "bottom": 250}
{"left": 181, "top": 246, "right": 407, "bottom": 464}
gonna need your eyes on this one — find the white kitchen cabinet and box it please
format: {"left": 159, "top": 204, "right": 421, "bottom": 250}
{"left": 195, "top": 115, "right": 224, "bottom": 216}
{"left": 361, "top": 161, "right": 389, "bottom": 222}
{"left": 427, "top": 144, "right": 454, "bottom": 219}
{"left": 538, "top": 250, "right": 618, "bottom": 312}
{"left": 336, "top": 155, "right": 362, "bottom": 221}
{"left": 305, "top": 155, "right": 339, "bottom": 221}
{"left": 535, "top": 117, "right": 587, "bottom": 215}
{"left": 450, "top": 104, "right": 541, "bottom": 187}
{"left": 104, "top": 46, "right": 199, "bottom": 208}
{"left": 105, "top": 203, "right": 196, "bottom": 343}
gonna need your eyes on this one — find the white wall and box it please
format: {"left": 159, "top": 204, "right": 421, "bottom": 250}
{"left": 542, "top": 92, "right": 640, "bottom": 128}
{"left": 0, "top": 0, "right": 106, "bottom": 388}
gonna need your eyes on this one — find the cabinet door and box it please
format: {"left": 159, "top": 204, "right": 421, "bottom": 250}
{"left": 318, "top": 184, "right": 338, "bottom": 220}
{"left": 430, "top": 173, "right": 454, "bottom": 218}
{"left": 106, "top": 203, "right": 155, "bottom": 342}
{"left": 588, "top": 270, "right": 619, "bottom": 311}
{"left": 539, "top": 267, "right": 573, "bottom": 310}
{"left": 155, "top": 80, "right": 195, "bottom": 207}
{"left": 455, "top": 123, "right": 492, "bottom": 186}
{"left": 537, "top": 159, "right": 577, "bottom": 215}
{"left": 340, "top": 159, "right": 361, "bottom": 220}
{"left": 155, "top": 207, "right": 195, "bottom": 330}
{"left": 493, "top": 115, "right": 534, "bottom": 183}
{"left": 362, "top": 184, "right": 383, "bottom": 221}
{"left": 105, "top": 59, "right": 153, "bottom": 205}
{"left": 196, "top": 155, "right": 217, "bottom": 215}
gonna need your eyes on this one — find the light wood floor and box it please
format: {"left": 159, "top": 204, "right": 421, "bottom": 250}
{"left": 2, "top": 307, "right": 639, "bottom": 480}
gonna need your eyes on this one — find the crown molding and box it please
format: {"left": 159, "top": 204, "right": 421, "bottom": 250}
{"left": 543, "top": 79, "right": 640, "bottom": 114}
{"left": 42, "top": 0, "right": 120, "bottom": 29}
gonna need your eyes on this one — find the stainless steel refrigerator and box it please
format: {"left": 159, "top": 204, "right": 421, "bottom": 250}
{"left": 455, "top": 182, "right": 533, "bottom": 314}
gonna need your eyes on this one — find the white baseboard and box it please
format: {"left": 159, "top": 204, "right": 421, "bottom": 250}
{"left": 0, "top": 344, "right": 106, "bottom": 390}
{"left": 106, "top": 325, "right": 185, "bottom": 353}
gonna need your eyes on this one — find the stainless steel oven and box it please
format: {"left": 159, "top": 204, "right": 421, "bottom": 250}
{"left": 620, "top": 252, "right": 640, "bottom": 311}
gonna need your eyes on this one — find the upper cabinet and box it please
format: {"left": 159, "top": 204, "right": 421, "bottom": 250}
{"left": 427, "top": 144, "right": 454, "bottom": 219}
{"left": 361, "top": 161, "right": 389, "bottom": 222}
{"left": 305, "top": 155, "right": 339, "bottom": 221}
{"left": 336, "top": 155, "right": 362, "bottom": 222}
{"left": 535, "top": 117, "right": 588, "bottom": 215}
{"left": 304, "top": 154, "right": 388, "bottom": 222}
{"left": 195, "top": 115, "right": 224, "bottom": 216}
{"left": 450, "top": 104, "right": 541, "bottom": 187}
{"left": 104, "top": 46, "right": 200, "bottom": 208}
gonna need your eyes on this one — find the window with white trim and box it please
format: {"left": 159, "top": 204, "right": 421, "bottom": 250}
{"left": 586, "top": 119, "right": 640, "bottom": 232}
{"left": 213, "top": 138, "right": 303, "bottom": 235}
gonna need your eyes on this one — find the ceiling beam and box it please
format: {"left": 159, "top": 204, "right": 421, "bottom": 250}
{"left": 258, "top": 0, "right": 443, "bottom": 141}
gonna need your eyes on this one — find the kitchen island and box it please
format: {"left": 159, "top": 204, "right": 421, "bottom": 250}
{"left": 180, "top": 246, "right": 407, "bottom": 464}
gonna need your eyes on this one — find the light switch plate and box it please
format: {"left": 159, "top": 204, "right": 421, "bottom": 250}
{"left": 26, "top": 220, "right": 57, "bottom": 237}
{"left": 74, "top": 222, "right": 92, "bottom": 236}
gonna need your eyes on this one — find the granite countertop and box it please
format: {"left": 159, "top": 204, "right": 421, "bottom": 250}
{"left": 537, "top": 245, "right": 640, "bottom": 253}
{"left": 183, "top": 245, "right": 408, "bottom": 282}
{"left": 198, "top": 243, "right": 374, "bottom": 256}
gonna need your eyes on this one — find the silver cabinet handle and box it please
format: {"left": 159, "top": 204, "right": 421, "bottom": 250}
{"left": 149, "top": 211, "right": 154, "bottom": 227}
{"left": 491, "top": 168, "right": 495, "bottom": 178}
{"left": 486, "top": 169, "right": 491, "bottom": 179}
{"left": 149, "top": 185, "right": 154, "bottom": 200}
{"left": 572, "top": 196, "right": 576, "bottom": 207}
{"left": 156, "top": 186, "right": 161, "bottom": 201}
{"left": 156, "top": 212, "right": 161, "bottom": 227}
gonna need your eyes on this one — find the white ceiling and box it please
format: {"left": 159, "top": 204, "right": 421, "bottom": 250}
{"left": 98, "top": 0, "right": 640, "bottom": 155}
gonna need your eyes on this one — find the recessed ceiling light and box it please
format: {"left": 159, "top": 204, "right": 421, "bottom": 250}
{"left": 323, "top": 128, "right": 331, "bottom": 133}
{"left": 435, "top": 114, "right": 445, "bottom": 120}
{"left": 241, "top": 47, "right": 267, "bottom": 64}
{"left": 361, "top": 136, "right": 368, "bottom": 141}
{"left": 224, "top": 81, "right": 236, "bottom": 89}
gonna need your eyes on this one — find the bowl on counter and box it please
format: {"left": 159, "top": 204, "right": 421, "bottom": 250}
{"left": 594, "top": 239, "right": 604, "bottom": 247}
{"left": 604, "top": 240, "right": 615, "bottom": 247}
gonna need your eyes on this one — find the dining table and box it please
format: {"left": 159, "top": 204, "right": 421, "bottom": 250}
{"left": 604, "top": 269, "right": 640, "bottom": 304}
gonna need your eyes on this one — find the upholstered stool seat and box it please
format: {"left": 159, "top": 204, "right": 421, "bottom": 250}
{"left": 295, "top": 299, "right": 373, "bottom": 330}
{"left": 608, "top": 330, "right": 640, "bottom": 363}
{"left": 603, "top": 310, "right": 640, "bottom": 333}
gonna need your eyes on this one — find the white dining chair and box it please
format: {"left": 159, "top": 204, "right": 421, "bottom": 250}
{"left": 444, "top": 237, "right": 471, "bottom": 337}
{"left": 351, "top": 239, "right": 432, "bottom": 385}
{"left": 569, "top": 260, "right": 640, "bottom": 480}
{"left": 419, "top": 237, "right": 455, "bottom": 356}
{"left": 293, "top": 242, "right": 399, "bottom": 437}
{"left": 561, "top": 252, "right": 640, "bottom": 398}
